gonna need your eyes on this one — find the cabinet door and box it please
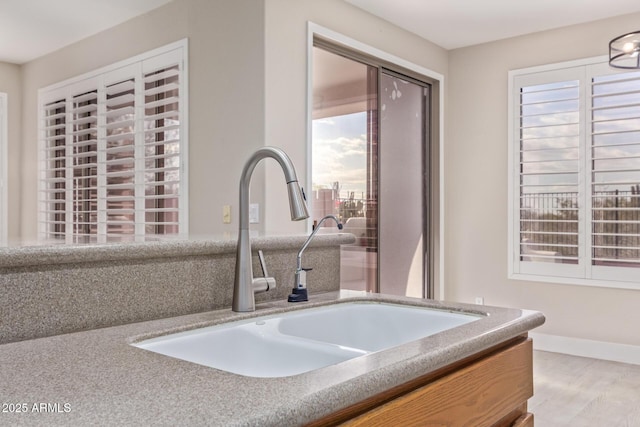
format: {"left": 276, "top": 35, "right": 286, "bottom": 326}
{"left": 512, "top": 412, "right": 534, "bottom": 427}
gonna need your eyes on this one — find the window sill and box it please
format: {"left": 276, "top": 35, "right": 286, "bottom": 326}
{"left": 508, "top": 272, "right": 640, "bottom": 291}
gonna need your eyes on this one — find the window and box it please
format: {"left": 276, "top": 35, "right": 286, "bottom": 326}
{"left": 509, "top": 58, "right": 640, "bottom": 288}
{"left": 38, "top": 40, "right": 188, "bottom": 243}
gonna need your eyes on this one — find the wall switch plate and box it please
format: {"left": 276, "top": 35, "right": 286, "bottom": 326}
{"left": 249, "top": 203, "right": 259, "bottom": 224}
{"left": 475, "top": 297, "right": 484, "bottom": 305}
{"left": 223, "top": 205, "right": 231, "bottom": 224}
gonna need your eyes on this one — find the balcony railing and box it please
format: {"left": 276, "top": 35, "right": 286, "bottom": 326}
{"left": 520, "top": 190, "right": 640, "bottom": 265}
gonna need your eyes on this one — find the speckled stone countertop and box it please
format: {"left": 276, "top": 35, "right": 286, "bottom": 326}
{"left": 0, "top": 234, "right": 353, "bottom": 345}
{"left": 0, "top": 234, "right": 350, "bottom": 268}
{"left": 0, "top": 291, "right": 545, "bottom": 426}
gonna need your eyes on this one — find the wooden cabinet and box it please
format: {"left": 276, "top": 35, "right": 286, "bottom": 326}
{"left": 309, "top": 337, "right": 534, "bottom": 427}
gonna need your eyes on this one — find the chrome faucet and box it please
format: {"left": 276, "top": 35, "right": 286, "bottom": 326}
{"left": 233, "top": 146, "right": 309, "bottom": 312}
{"left": 288, "top": 214, "right": 342, "bottom": 303}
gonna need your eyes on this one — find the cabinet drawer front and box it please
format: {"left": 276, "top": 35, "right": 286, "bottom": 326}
{"left": 345, "top": 339, "right": 533, "bottom": 427}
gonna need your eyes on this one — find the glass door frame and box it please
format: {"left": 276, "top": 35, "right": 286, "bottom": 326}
{"left": 0, "top": 92, "right": 7, "bottom": 245}
{"left": 378, "top": 68, "right": 432, "bottom": 298}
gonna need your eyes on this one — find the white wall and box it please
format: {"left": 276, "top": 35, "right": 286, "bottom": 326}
{"left": 446, "top": 13, "right": 640, "bottom": 348}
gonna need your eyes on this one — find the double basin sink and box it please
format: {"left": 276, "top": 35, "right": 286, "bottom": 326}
{"left": 133, "top": 302, "right": 481, "bottom": 378}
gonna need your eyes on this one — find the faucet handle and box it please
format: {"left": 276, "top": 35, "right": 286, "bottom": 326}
{"left": 253, "top": 250, "right": 276, "bottom": 293}
{"left": 257, "top": 250, "right": 269, "bottom": 277}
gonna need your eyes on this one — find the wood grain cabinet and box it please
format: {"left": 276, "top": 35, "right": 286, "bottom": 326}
{"left": 310, "top": 337, "right": 534, "bottom": 427}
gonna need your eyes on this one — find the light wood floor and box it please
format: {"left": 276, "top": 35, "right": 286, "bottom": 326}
{"left": 530, "top": 350, "right": 640, "bottom": 426}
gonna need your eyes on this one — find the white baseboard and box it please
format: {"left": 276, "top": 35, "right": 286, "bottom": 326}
{"left": 530, "top": 332, "right": 640, "bottom": 365}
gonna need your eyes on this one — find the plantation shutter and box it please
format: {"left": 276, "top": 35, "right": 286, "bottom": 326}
{"left": 590, "top": 66, "right": 640, "bottom": 274}
{"left": 517, "top": 75, "right": 582, "bottom": 269}
{"left": 39, "top": 41, "right": 187, "bottom": 242}
{"left": 512, "top": 59, "right": 640, "bottom": 286}
{"left": 70, "top": 89, "right": 99, "bottom": 239}
{"left": 41, "top": 99, "right": 68, "bottom": 240}
{"left": 143, "top": 58, "right": 182, "bottom": 235}
{"left": 104, "top": 71, "right": 137, "bottom": 238}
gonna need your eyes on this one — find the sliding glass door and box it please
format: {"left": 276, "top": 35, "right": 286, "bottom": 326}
{"left": 311, "top": 47, "right": 379, "bottom": 292}
{"left": 378, "top": 72, "right": 430, "bottom": 297}
{"left": 311, "top": 43, "right": 432, "bottom": 298}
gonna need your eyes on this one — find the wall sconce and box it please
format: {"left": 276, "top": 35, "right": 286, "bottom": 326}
{"left": 609, "top": 31, "right": 640, "bottom": 69}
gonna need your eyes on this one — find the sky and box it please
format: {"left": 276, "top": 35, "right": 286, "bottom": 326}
{"left": 312, "top": 112, "right": 368, "bottom": 199}
{"left": 520, "top": 71, "right": 640, "bottom": 196}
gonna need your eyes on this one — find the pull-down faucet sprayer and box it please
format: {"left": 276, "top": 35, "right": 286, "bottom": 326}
{"left": 233, "top": 146, "right": 309, "bottom": 312}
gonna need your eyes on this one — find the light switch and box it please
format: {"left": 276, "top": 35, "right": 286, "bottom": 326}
{"left": 249, "top": 203, "right": 259, "bottom": 224}
{"left": 223, "top": 205, "right": 231, "bottom": 224}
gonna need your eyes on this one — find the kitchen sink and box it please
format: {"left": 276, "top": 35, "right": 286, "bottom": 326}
{"left": 132, "top": 302, "right": 481, "bottom": 378}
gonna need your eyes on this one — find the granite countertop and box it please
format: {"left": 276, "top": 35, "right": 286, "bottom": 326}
{"left": 0, "top": 234, "right": 353, "bottom": 269}
{"left": 0, "top": 291, "right": 545, "bottom": 426}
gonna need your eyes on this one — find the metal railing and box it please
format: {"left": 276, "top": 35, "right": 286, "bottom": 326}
{"left": 520, "top": 190, "right": 640, "bottom": 264}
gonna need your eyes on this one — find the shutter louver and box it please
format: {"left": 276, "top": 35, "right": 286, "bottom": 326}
{"left": 519, "top": 81, "right": 580, "bottom": 264}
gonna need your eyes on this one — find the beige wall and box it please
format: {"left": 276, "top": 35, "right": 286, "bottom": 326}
{"left": 0, "top": 62, "right": 21, "bottom": 242}
{"left": 184, "top": 0, "right": 266, "bottom": 237}
{"left": 446, "top": 13, "right": 640, "bottom": 346}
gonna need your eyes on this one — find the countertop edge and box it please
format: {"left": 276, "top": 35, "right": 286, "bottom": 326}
{"left": 0, "top": 233, "right": 356, "bottom": 268}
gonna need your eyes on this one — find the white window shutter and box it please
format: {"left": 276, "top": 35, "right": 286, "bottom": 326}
{"left": 143, "top": 58, "right": 182, "bottom": 235}
{"left": 38, "top": 40, "right": 188, "bottom": 242}
{"left": 104, "top": 76, "right": 137, "bottom": 238}
{"left": 589, "top": 66, "right": 640, "bottom": 278}
{"left": 41, "top": 99, "right": 68, "bottom": 240}
{"left": 70, "top": 89, "right": 99, "bottom": 241}
{"left": 511, "top": 59, "right": 640, "bottom": 287}
{"left": 519, "top": 79, "right": 581, "bottom": 265}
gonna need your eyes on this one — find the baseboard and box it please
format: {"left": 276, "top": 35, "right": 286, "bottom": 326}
{"left": 530, "top": 332, "right": 640, "bottom": 365}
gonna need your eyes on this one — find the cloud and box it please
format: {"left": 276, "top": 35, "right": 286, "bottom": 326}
{"left": 312, "top": 113, "right": 368, "bottom": 196}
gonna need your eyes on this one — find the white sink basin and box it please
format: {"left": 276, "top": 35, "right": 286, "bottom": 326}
{"left": 277, "top": 302, "right": 478, "bottom": 352}
{"left": 133, "top": 302, "right": 481, "bottom": 378}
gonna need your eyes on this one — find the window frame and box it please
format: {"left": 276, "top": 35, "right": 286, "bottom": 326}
{"left": 508, "top": 55, "right": 640, "bottom": 290}
{"left": 0, "top": 92, "right": 7, "bottom": 245}
{"left": 37, "top": 39, "right": 189, "bottom": 243}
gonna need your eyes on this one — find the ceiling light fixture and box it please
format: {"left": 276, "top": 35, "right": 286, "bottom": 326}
{"left": 609, "top": 31, "right": 640, "bottom": 69}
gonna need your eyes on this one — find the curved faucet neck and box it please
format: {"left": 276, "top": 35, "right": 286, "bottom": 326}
{"left": 296, "top": 214, "right": 341, "bottom": 270}
{"left": 238, "top": 146, "right": 307, "bottom": 230}
{"left": 233, "top": 146, "right": 309, "bottom": 312}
